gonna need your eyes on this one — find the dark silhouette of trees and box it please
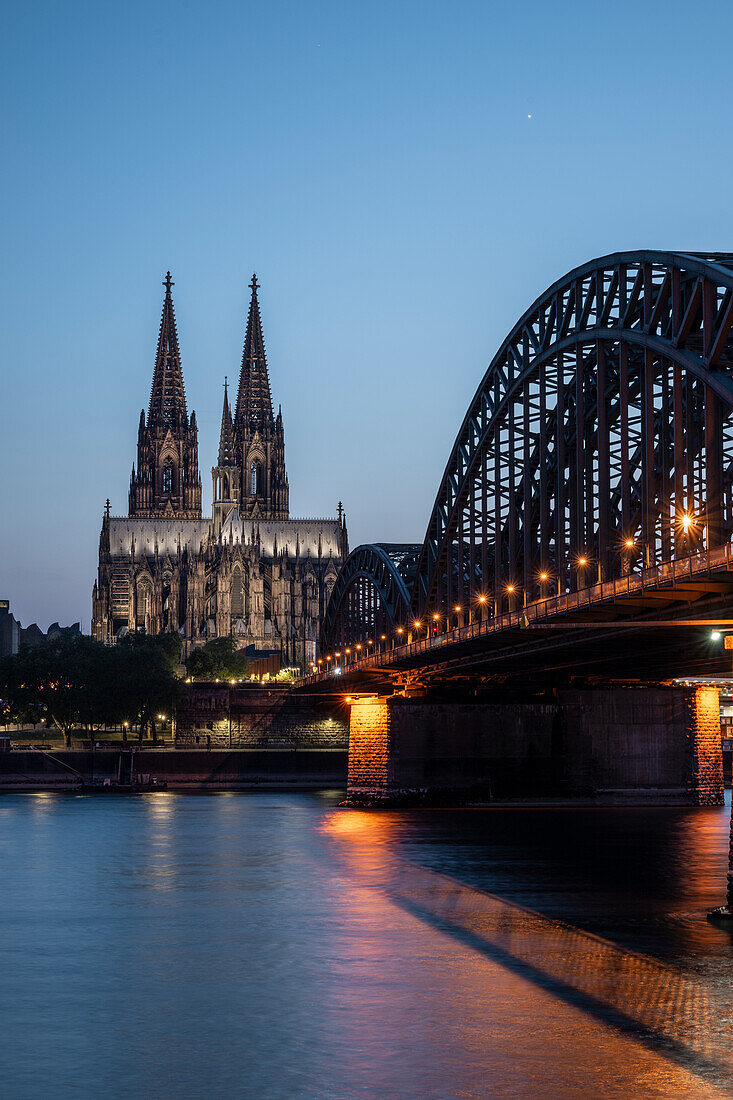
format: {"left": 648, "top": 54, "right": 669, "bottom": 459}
{"left": 186, "top": 638, "right": 250, "bottom": 681}
{"left": 0, "top": 631, "right": 183, "bottom": 746}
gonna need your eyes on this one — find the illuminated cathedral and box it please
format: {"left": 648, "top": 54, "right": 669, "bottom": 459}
{"left": 92, "top": 273, "right": 347, "bottom": 666}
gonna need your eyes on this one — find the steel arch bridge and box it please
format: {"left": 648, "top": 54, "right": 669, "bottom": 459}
{"left": 321, "top": 250, "right": 733, "bottom": 652}
{"left": 320, "top": 543, "right": 420, "bottom": 651}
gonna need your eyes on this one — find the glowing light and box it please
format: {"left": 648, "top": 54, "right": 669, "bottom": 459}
{"left": 577, "top": 557, "right": 588, "bottom": 567}
{"left": 345, "top": 696, "right": 352, "bottom": 703}
{"left": 380, "top": 634, "right": 386, "bottom": 640}
{"left": 682, "top": 513, "right": 694, "bottom": 532}
{"left": 505, "top": 584, "right": 515, "bottom": 594}
{"left": 539, "top": 572, "right": 548, "bottom": 581}
{"left": 229, "top": 679, "right": 236, "bottom": 684}
{"left": 454, "top": 605, "right": 461, "bottom": 613}
{"left": 712, "top": 631, "right": 722, "bottom": 641}
{"left": 433, "top": 613, "right": 440, "bottom": 621}
{"left": 624, "top": 538, "right": 635, "bottom": 549}
{"left": 478, "top": 595, "right": 487, "bottom": 604}
{"left": 414, "top": 620, "right": 422, "bottom": 628}
{"left": 397, "top": 628, "right": 404, "bottom": 635}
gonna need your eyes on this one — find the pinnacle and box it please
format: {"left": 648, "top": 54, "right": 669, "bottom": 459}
{"left": 218, "top": 376, "right": 236, "bottom": 466}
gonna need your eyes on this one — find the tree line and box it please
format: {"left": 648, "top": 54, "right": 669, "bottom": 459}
{"left": 0, "top": 633, "right": 251, "bottom": 746}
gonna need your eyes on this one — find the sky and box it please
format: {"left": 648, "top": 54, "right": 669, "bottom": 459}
{"left": 3, "top": 0, "right": 733, "bottom": 630}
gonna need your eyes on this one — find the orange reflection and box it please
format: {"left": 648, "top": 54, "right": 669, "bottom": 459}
{"left": 318, "top": 808, "right": 731, "bottom": 1083}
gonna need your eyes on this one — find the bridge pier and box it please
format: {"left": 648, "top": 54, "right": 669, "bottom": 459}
{"left": 345, "top": 685, "right": 724, "bottom": 807}
{"left": 686, "top": 685, "right": 724, "bottom": 806}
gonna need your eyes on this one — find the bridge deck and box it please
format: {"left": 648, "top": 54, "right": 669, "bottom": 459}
{"left": 302, "top": 544, "right": 733, "bottom": 689}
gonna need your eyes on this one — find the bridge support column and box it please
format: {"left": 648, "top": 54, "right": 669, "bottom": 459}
{"left": 346, "top": 698, "right": 395, "bottom": 804}
{"left": 685, "top": 685, "right": 724, "bottom": 806}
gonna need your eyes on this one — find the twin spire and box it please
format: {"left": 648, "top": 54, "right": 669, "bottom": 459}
{"left": 148, "top": 271, "right": 188, "bottom": 429}
{"left": 150, "top": 270, "right": 274, "bottom": 443}
{"left": 234, "top": 274, "right": 274, "bottom": 433}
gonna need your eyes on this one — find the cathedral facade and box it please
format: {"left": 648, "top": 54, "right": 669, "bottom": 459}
{"left": 92, "top": 274, "right": 347, "bottom": 667}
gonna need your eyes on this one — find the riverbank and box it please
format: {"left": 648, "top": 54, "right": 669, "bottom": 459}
{"left": 0, "top": 748, "right": 348, "bottom": 791}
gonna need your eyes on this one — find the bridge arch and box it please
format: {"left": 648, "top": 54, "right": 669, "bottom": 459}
{"left": 320, "top": 543, "right": 420, "bottom": 652}
{"left": 410, "top": 250, "right": 733, "bottom": 617}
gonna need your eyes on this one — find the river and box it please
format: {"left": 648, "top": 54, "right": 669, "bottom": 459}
{"left": 2, "top": 791, "right": 733, "bottom": 1098}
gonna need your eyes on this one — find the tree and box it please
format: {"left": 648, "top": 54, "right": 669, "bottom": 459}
{"left": 116, "top": 631, "right": 183, "bottom": 743}
{"left": 0, "top": 635, "right": 113, "bottom": 746}
{"left": 186, "top": 638, "right": 250, "bottom": 681}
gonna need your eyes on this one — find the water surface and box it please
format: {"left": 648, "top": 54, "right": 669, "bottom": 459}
{"left": 2, "top": 791, "right": 733, "bottom": 1098}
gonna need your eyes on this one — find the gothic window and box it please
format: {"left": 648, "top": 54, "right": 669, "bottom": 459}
{"left": 135, "top": 579, "right": 152, "bottom": 630}
{"left": 231, "top": 566, "right": 244, "bottom": 619}
{"left": 223, "top": 474, "right": 230, "bottom": 499}
{"left": 163, "top": 461, "right": 174, "bottom": 494}
{"left": 250, "top": 462, "right": 257, "bottom": 495}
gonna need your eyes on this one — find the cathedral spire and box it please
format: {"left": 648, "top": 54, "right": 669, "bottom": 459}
{"left": 218, "top": 377, "right": 236, "bottom": 466}
{"left": 148, "top": 271, "right": 188, "bottom": 428}
{"left": 234, "top": 274, "right": 274, "bottom": 432}
{"left": 129, "top": 272, "right": 201, "bottom": 518}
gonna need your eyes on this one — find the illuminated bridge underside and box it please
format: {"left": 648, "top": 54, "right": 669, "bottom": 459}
{"left": 320, "top": 546, "right": 733, "bottom": 687}
{"left": 413, "top": 251, "right": 733, "bottom": 618}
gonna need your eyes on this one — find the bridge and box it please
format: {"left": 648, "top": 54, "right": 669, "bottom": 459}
{"left": 304, "top": 252, "right": 733, "bottom": 806}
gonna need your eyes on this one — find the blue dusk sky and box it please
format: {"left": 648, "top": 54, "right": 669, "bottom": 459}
{"left": 2, "top": 0, "right": 733, "bottom": 630}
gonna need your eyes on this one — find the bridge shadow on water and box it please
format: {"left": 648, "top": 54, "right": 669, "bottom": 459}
{"left": 318, "top": 801, "right": 733, "bottom": 1094}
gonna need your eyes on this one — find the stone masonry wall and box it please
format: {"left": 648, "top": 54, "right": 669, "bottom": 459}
{"left": 686, "top": 685, "right": 724, "bottom": 806}
{"left": 176, "top": 684, "right": 348, "bottom": 749}
{"left": 345, "top": 685, "right": 725, "bottom": 805}
{"left": 347, "top": 700, "right": 392, "bottom": 798}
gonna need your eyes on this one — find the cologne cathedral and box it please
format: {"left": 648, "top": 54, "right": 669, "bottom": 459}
{"left": 92, "top": 274, "right": 348, "bottom": 667}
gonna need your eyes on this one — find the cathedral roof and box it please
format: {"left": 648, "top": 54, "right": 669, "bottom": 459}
{"left": 107, "top": 515, "right": 342, "bottom": 561}
{"left": 234, "top": 274, "right": 274, "bottom": 434}
{"left": 219, "top": 508, "right": 342, "bottom": 560}
{"left": 148, "top": 272, "right": 188, "bottom": 429}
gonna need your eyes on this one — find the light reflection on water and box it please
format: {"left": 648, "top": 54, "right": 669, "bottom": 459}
{"left": 1, "top": 791, "right": 733, "bottom": 1099}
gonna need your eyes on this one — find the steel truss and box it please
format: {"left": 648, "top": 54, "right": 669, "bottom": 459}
{"left": 320, "top": 543, "right": 419, "bottom": 651}
{"left": 321, "top": 251, "right": 733, "bottom": 650}
{"left": 412, "top": 251, "right": 733, "bottom": 617}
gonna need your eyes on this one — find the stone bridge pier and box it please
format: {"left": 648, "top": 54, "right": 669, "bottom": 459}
{"left": 345, "top": 685, "right": 724, "bottom": 807}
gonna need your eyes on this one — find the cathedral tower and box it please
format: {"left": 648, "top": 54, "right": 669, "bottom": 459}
{"left": 129, "top": 273, "right": 202, "bottom": 518}
{"left": 233, "top": 275, "right": 289, "bottom": 519}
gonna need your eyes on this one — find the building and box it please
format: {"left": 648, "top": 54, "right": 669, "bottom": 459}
{"left": 0, "top": 601, "right": 20, "bottom": 657}
{"left": 92, "top": 274, "right": 347, "bottom": 667}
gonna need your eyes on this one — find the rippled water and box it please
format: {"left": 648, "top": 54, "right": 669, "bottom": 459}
{"left": 2, "top": 791, "right": 733, "bottom": 1098}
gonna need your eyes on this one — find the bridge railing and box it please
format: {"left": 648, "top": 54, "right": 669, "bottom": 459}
{"left": 300, "top": 543, "right": 733, "bottom": 685}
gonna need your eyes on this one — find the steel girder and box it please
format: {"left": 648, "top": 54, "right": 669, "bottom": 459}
{"left": 410, "top": 251, "right": 733, "bottom": 617}
{"left": 320, "top": 543, "right": 419, "bottom": 651}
